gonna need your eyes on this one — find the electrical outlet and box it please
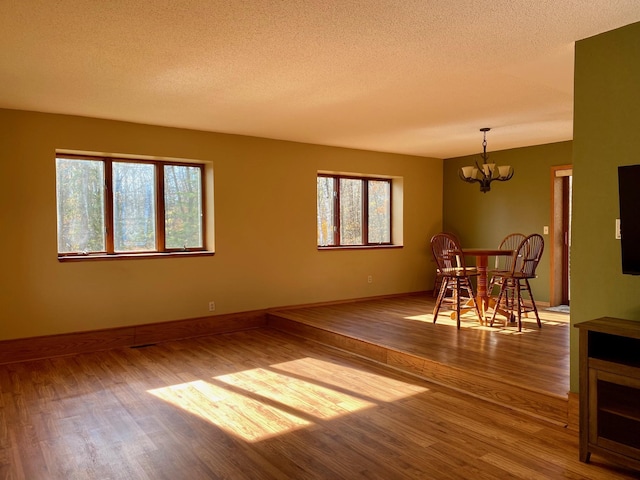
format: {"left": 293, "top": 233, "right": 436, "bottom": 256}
{"left": 208, "top": 301, "right": 216, "bottom": 312}
{"left": 367, "top": 275, "right": 373, "bottom": 284}
{"left": 616, "top": 218, "right": 621, "bottom": 240}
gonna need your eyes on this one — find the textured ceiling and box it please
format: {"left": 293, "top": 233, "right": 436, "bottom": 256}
{"left": 2, "top": 1, "right": 640, "bottom": 158}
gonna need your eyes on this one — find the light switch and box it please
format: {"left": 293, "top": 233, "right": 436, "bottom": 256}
{"left": 543, "top": 226, "right": 549, "bottom": 235}
{"left": 616, "top": 218, "right": 621, "bottom": 240}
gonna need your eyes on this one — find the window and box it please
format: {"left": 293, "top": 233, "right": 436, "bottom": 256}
{"left": 56, "top": 154, "right": 206, "bottom": 258}
{"left": 317, "top": 174, "right": 392, "bottom": 247}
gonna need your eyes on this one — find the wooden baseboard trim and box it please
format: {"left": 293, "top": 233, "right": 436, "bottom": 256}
{"left": 267, "top": 291, "right": 429, "bottom": 312}
{"left": 0, "top": 310, "right": 267, "bottom": 365}
{"left": 0, "top": 293, "right": 429, "bottom": 366}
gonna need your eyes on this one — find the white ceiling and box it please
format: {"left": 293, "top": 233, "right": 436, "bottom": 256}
{"left": 2, "top": 1, "right": 640, "bottom": 159}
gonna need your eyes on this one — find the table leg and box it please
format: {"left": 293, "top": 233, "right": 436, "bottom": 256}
{"left": 476, "top": 256, "right": 489, "bottom": 322}
{"left": 451, "top": 255, "right": 488, "bottom": 323}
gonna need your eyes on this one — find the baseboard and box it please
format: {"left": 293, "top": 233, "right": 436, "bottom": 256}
{"left": 268, "top": 291, "right": 429, "bottom": 311}
{"left": 0, "top": 292, "right": 434, "bottom": 365}
{"left": 0, "top": 310, "right": 267, "bottom": 365}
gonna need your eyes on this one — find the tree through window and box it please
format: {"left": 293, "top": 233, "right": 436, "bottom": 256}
{"left": 317, "top": 174, "right": 391, "bottom": 247}
{"left": 56, "top": 155, "right": 205, "bottom": 257}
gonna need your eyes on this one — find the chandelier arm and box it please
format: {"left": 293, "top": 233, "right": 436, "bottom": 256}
{"left": 459, "top": 172, "right": 481, "bottom": 184}
{"left": 474, "top": 160, "right": 487, "bottom": 179}
{"left": 494, "top": 171, "right": 514, "bottom": 182}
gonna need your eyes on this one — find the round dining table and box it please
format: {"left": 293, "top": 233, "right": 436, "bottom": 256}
{"left": 461, "top": 248, "right": 515, "bottom": 323}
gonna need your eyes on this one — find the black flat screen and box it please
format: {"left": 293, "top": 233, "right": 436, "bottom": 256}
{"left": 618, "top": 164, "right": 640, "bottom": 275}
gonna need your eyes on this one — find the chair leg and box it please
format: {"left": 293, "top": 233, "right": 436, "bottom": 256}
{"left": 455, "top": 278, "right": 461, "bottom": 329}
{"left": 432, "top": 273, "right": 442, "bottom": 297}
{"left": 507, "top": 286, "right": 516, "bottom": 319}
{"left": 488, "top": 276, "right": 499, "bottom": 298}
{"left": 490, "top": 282, "right": 506, "bottom": 327}
{"left": 524, "top": 279, "right": 542, "bottom": 328}
{"left": 433, "top": 275, "right": 482, "bottom": 329}
{"left": 466, "top": 280, "right": 481, "bottom": 321}
{"left": 516, "top": 281, "right": 523, "bottom": 332}
{"left": 433, "top": 278, "right": 448, "bottom": 322}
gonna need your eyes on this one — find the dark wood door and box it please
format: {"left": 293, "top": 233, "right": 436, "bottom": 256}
{"left": 561, "top": 176, "right": 571, "bottom": 305}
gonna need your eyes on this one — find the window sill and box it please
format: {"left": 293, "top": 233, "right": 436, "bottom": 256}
{"left": 58, "top": 251, "right": 215, "bottom": 262}
{"left": 317, "top": 245, "right": 402, "bottom": 251}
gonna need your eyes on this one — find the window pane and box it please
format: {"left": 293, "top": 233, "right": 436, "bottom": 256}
{"left": 113, "top": 162, "right": 156, "bottom": 252}
{"left": 164, "top": 165, "right": 203, "bottom": 249}
{"left": 56, "top": 158, "right": 105, "bottom": 253}
{"left": 340, "top": 178, "right": 362, "bottom": 245}
{"left": 317, "top": 176, "right": 335, "bottom": 246}
{"left": 368, "top": 180, "right": 391, "bottom": 243}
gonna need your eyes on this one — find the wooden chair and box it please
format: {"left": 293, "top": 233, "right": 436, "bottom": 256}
{"left": 432, "top": 269, "right": 443, "bottom": 297}
{"left": 488, "top": 232, "right": 526, "bottom": 295}
{"left": 489, "top": 233, "right": 545, "bottom": 332}
{"left": 430, "top": 233, "right": 480, "bottom": 329}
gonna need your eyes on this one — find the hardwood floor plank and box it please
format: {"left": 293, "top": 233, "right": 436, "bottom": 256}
{"left": 268, "top": 294, "right": 571, "bottom": 424}
{"left": 0, "top": 328, "right": 636, "bottom": 479}
{"left": 270, "top": 295, "right": 570, "bottom": 395}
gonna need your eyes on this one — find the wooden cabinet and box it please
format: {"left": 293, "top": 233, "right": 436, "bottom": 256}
{"left": 575, "top": 318, "right": 640, "bottom": 470}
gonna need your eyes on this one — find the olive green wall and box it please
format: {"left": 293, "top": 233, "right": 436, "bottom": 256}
{"left": 570, "top": 21, "right": 640, "bottom": 392}
{"left": 443, "top": 141, "right": 573, "bottom": 303}
{"left": 0, "top": 109, "right": 442, "bottom": 341}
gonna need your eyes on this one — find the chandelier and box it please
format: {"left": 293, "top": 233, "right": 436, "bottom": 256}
{"left": 458, "top": 127, "right": 513, "bottom": 193}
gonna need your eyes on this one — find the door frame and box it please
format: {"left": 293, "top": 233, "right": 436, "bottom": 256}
{"left": 550, "top": 165, "right": 572, "bottom": 306}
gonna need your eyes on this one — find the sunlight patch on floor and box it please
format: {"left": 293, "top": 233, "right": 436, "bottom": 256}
{"left": 539, "top": 313, "right": 571, "bottom": 324}
{"left": 215, "top": 365, "right": 375, "bottom": 418}
{"left": 148, "top": 379, "right": 312, "bottom": 442}
{"left": 406, "top": 313, "right": 500, "bottom": 331}
{"left": 269, "top": 357, "right": 428, "bottom": 402}
{"left": 404, "top": 313, "right": 433, "bottom": 323}
{"left": 148, "top": 357, "right": 428, "bottom": 442}
{"left": 404, "top": 312, "right": 562, "bottom": 334}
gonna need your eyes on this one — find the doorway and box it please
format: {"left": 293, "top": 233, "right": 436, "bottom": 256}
{"left": 550, "top": 165, "right": 572, "bottom": 306}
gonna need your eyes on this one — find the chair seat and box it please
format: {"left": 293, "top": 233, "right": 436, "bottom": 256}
{"left": 492, "top": 271, "right": 536, "bottom": 280}
{"left": 489, "top": 268, "right": 509, "bottom": 275}
{"left": 440, "top": 267, "right": 479, "bottom": 277}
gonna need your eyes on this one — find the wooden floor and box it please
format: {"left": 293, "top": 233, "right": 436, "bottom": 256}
{"left": 268, "top": 294, "right": 571, "bottom": 425}
{"left": 1, "top": 327, "right": 637, "bottom": 479}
